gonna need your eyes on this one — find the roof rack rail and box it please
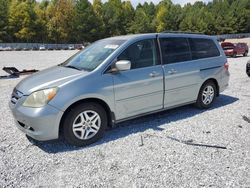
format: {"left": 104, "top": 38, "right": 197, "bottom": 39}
{"left": 161, "top": 30, "right": 205, "bottom": 35}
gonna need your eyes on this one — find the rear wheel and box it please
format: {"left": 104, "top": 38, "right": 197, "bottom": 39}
{"left": 63, "top": 102, "right": 107, "bottom": 146}
{"left": 196, "top": 81, "right": 217, "bottom": 109}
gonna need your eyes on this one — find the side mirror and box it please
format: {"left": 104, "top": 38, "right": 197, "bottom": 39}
{"left": 115, "top": 60, "right": 131, "bottom": 71}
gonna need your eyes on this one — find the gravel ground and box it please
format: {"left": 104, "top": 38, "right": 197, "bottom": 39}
{"left": 0, "top": 51, "right": 250, "bottom": 188}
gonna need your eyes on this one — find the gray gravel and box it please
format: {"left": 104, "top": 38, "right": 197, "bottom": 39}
{"left": 0, "top": 51, "right": 250, "bottom": 187}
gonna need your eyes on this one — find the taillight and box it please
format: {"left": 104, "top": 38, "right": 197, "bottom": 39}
{"left": 224, "top": 62, "right": 229, "bottom": 70}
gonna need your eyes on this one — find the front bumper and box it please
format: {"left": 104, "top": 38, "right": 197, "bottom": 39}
{"left": 9, "top": 99, "right": 63, "bottom": 141}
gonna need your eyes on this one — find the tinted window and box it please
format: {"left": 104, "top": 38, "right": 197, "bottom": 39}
{"left": 118, "top": 39, "right": 158, "bottom": 69}
{"left": 189, "top": 38, "right": 220, "bottom": 60}
{"left": 160, "top": 37, "right": 191, "bottom": 64}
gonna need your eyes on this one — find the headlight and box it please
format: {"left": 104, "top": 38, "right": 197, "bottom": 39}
{"left": 22, "top": 88, "right": 58, "bottom": 108}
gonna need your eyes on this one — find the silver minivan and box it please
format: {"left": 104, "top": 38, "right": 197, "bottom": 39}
{"left": 9, "top": 33, "right": 230, "bottom": 146}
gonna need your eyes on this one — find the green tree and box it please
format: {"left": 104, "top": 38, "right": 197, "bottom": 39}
{"left": 47, "top": 0, "right": 75, "bottom": 43}
{"left": 231, "top": 0, "right": 250, "bottom": 33}
{"left": 102, "top": 0, "right": 125, "bottom": 36}
{"left": 135, "top": 2, "right": 156, "bottom": 33}
{"left": 122, "top": 1, "right": 135, "bottom": 33}
{"left": 208, "top": 0, "right": 236, "bottom": 34}
{"left": 0, "top": 0, "right": 10, "bottom": 42}
{"left": 1, "top": 0, "right": 250, "bottom": 43}
{"left": 93, "top": 0, "right": 103, "bottom": 17}
{"left": 34, "top": 0, "right": 50, "bottom": 42}
{"left": 93, "top": 0, "right": 105, "bottom": 39}
{"left": 129, "top": 8, "right": 152, "bottom": 33}
{"left": 73, "top": 0, "right": 103, "bottom": 42}
{"left": 155, "top": 0, "right": 182, "bottom": 32}
{"left": 179, "top": 2, "right": 215, "bottom": 34}
{"left": 8, "top": 0, "right": 37, "bottom": 42}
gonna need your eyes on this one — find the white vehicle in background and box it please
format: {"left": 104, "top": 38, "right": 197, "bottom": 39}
{"left": 68, "top": 45, "right": 75, "bottom": 50}
{"left": 39, "top": 45, "right": 46, "bottom": 51}
{"left": 4, "top": 46, "right": 12, "bottom": 51}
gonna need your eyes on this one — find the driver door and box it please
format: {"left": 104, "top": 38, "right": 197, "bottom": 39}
{"left": 111, "top": 39, "right": 164, "bottom": 120}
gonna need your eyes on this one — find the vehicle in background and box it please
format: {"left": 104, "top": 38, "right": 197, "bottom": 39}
{"left": 47, "top": 46, "right": 54, "bottom": 50}
{"left": 13, "top": 46, "right": 22, "bottom": 51}
{"left": 221, "top": 42, "right": 248, "bottom": 57}
{"left": 39, "top": 45, "right": 46, "bottom": 51}
{"left": 68, "top": 45, "right": 75, "bottom": 50}
{"left": 55, "top": 45, "right": 62, "bottom": 50}
{"left": 75, "top": 44, "right": 84, "bottom": 50}
{"left": 4, "top": 46, "right": 12, "bottom": 51}
{"left": 9, "top": 33, "right": 230, "bottom": 146}
{"left": 32, "top": 46, "right": 39, "bottom": 51}
{"left": 247, "top": 61, "right": 250, "bottom": 77}
{"left": 0, "top": 46, "right": 4, "bottom": 51}
{"left": 62, "top": 46, "right": 69, "bottom": 50}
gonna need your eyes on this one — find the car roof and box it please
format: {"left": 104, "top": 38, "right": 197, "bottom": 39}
{"left": 104, "top": 33, "right": 215, "bottom": 41}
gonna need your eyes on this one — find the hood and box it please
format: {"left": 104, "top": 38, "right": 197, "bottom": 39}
{"left": 16, "top": 65, "right": 88, "bottom": 94}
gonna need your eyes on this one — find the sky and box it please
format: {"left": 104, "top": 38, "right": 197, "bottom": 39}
{"left": 89, "top": 0, "right": 212, "bottom": 7}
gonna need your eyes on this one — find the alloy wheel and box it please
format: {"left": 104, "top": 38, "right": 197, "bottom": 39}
{"left": 202, "top": 85, "right": 215, "bottom": 105}
{"left": 72, "top": 110, "right": 101, "bottom": 140}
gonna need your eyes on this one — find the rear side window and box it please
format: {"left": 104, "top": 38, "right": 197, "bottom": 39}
{"left": 189, "top": 38, "right": 220, "bottom": 60}
{"left": 160, "top": 37, "right": 191, "bottom": 64}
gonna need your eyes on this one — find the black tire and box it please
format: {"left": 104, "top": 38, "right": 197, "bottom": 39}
{"left": 243, "top": 51, "right": 248, "bottom": 57}
{"left": 233, "top": 53, "right": 237, "bottom": 58}
{"left": 195, "top": 81, "right": 217, "bottom": 109}
{"left": 62, "top": 102, "right": 107, "bottom": 146}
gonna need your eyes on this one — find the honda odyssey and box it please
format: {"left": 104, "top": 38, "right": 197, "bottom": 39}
{"left": 9, "top": 33, "right": 230, "bottom": 146}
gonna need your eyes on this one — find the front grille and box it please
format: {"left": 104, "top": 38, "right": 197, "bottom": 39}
{"left": 11, "top": 88, "right": 23, "bottom": 104}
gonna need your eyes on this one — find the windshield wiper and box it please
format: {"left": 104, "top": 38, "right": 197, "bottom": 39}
{"left": 58, "top": 64, "right": 91, "bottom": 72}
{"left": 64, "top": 65, "right": 82, "bottom": 71}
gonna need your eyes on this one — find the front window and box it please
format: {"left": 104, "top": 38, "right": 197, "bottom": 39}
{"left": 61, "top": 39, "right": 125, "bottom": 71}
{"left": 117, "top": 39, "right": 158, "bottom": 69}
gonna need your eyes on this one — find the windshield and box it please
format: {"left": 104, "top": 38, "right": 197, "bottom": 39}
{"left": 61, "top": 39, "right": 125, "bottom": 71}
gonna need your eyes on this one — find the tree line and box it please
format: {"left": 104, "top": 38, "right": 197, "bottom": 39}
{"left": 0, "top": 0, "right": 249, "bottom": 43}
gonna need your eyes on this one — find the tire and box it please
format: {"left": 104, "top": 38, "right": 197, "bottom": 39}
{"left": 243, "top": 51, "right": 248, "bottom": 57}
{"left": 233, "top": 53, "right": 237, "bottom": 58}
{"left": 62, "top": 102, "right": 107, "bottom": 146}
{"left": 195, "top": 81, "right": 217, "bottom": 109}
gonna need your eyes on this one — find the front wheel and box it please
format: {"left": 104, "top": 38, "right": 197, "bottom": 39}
{"left": 196, "top": 81, "right": 217, "bottom": 109}
{"left": 62, "top": 102, "right": 107, "bottom": 146}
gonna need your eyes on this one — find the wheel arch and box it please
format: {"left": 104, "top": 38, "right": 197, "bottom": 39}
{"left": 201, "top": 78, "right": 219, "bottom": 96}
{"left": 59, "top": 98, "right": 115, "bottom": 137}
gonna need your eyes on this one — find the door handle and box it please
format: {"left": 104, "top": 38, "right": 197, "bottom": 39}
{"left": 168, "top": 69, "right": 177, "bottom": 74}
{"left": 149, "top": 71, "right": 160, "bottom": 77}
